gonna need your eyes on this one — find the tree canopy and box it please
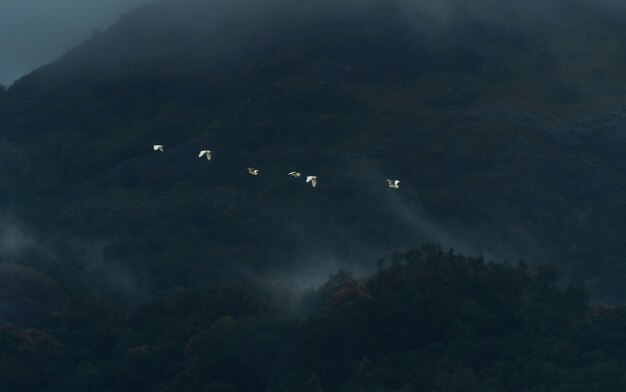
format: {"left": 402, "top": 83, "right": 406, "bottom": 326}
{"left": 2, "top": 245, "right": 626, "bottom": 391}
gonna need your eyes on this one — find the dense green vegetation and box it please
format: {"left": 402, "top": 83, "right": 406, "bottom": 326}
{"left": 4, "top": 245, "right": 626, "bottom": 391}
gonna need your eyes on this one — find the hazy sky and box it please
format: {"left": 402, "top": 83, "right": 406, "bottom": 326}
{"left": 0, "top": 0, "right": 151, "bottom": 86}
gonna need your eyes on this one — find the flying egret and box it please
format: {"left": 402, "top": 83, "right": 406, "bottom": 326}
{"left": 153, "top": 145, "right": 164, "bottom": 152}
{"left": 387, "top": 179, "right": 400, "bottom": 189}
{"left": 198, "top": 150, "right": 212, "bottom": 160}
{"left": 306, "top": 176, "right": 318, "bottom": 188}
{"left": 248, "top": 168, "right": 260, "bottom": 176}
{"left": 288, "top": 171, "right": 301, "bottom": 178}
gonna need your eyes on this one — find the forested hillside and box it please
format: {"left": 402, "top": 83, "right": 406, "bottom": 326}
{"left": 6, "top": 245, "right": 626, "bottom": 391}
{"left": 2, "top": 1, "right": 626, "bottom": 387}
{"left": 2, "top": 0, "right": 626, "bottom": 299}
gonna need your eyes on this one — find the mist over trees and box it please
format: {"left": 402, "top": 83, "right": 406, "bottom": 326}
{"left": 2, "top": 0, "right": 626, "bottom": 388}
{"left": 4, "top": 245, "right": 626, "bottom": 391}
{"left": 4, "top": 0, "right": 626, "bottom": 298}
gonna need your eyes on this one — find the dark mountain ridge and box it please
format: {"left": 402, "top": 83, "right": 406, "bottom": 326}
{"left": 1, "top": 0, "right": 626, "bottom": 300}
{"left": 5, "top": 1, "right": 626, "bottom": 390}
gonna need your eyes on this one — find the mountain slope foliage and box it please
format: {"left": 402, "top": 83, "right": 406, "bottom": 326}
{"left": 1, "top": 0, "right": 626, "bottom": 298}
{"left": 6, "top": 245, "right": 626, "bottom": 391}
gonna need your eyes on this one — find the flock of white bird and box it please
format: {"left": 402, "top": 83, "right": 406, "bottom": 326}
{"left": 153, "top": 144, "right": 400, "bottom": 189}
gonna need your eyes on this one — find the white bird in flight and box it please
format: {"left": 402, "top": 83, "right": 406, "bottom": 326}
{"left": 288, "top": 171, "right": 301, "bottom": 178}
{"left": 198, "top": 150, "right": 212, "bottom": 160}
{"left": 248, "top": 168, "right": 260, "bottom": 176}
{"left": 306, "top": 176, "right": 318, "bottom": 187}
{"left": 153, "top": 144, "right": 164, "bottom": 152}
{"left": 387, "top": 179, "right": 400, "bottom": 189}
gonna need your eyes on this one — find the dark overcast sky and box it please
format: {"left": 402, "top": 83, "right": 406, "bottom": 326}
{"left": 0, "top": 0, "right": 151, "bottom": 86}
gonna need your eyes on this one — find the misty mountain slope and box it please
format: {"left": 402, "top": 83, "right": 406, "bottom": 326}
{"left": 2, "top": 0, "right": 626, "bottom": 298}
